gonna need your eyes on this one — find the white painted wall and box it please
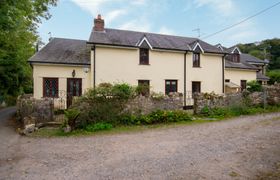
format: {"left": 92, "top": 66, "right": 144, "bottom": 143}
{"left": 95, "top": 46, "right": 223, "bottom": 94}
{"left": 32, "top": 64, "right": 91, "bottom": 108}
{"left": 225, "top": 68, "right": 257, "bottom": 86}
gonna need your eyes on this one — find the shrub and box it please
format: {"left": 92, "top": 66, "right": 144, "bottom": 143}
{"left": 267, "top": 70, "right": 280, "bottom": 85}
{"left": 247, "top": 80, "right": 262, "bottom": 92}
{"left": 64, "top": 108, "right": 80, "bottom": 129}
{"left": 71, "top": 83, "right": 136, "bottom": 128}
{"left": 119, "top": 110, "right": 192, "bottom": 125}
{"left": 85, "top": 123, "right": 113, "bottom": 132}
{"left": 136, "top": 84, "right": 150, "bottom": 96}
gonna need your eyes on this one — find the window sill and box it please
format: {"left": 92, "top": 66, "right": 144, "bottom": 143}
{"left": 192, "top": 66, "right": 202, "bottom": 68}
{"left": 139, "top": 64, "right": 151, "bottom": 65}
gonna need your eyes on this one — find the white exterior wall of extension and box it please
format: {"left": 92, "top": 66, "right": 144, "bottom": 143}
{"left": 225, "top": 68, "right": 257, "bottom": 87}
{"left": 94, "top": 46, "right": 224, "bottom": 94}
{"left": 32, "top": 64, "right": 91, "bottom": 108}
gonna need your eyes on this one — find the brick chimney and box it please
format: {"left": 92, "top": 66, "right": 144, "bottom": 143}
{"left": 94, "top": 14, "right": 104, "bottom": 31}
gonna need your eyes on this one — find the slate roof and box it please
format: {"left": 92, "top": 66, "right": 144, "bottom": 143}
{"left": 89, "top": 28, "right": 224, "bottom": 53}
{"left": 257, "top": 72, "right": 270, "bottom": 81}
{"left": 29, "top": 38, "right": 90, "bottom": 65}
{"left": 215, "top": 44, "right": 266, "bottom": 70}
{"left": 225, "top": 59, "right": 258, "bottom": 70}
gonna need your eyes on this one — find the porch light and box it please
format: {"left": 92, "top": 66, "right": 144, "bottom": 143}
{"left": 83, "top": 67, "right": 89, "bottom": 73}
{"left": 72, "top": 70, "right": 76, "bottom": 77}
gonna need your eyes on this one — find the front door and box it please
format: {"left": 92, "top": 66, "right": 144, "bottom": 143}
{"left": 67, "top": 78, "right": 82, "bottom": 108}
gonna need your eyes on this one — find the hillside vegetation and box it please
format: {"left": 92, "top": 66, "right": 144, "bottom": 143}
{"left": 237, "top": 38, "right": 280, "bottom": 70}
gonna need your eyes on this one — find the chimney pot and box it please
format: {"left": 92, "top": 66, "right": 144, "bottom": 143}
{"left": 94, "top": 14, "right": 105, "bottom": 31}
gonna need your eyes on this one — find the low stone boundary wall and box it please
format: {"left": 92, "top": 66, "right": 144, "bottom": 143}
{"left": 125, "top": 93, "right": 183, "bottom": 115}
{"left": 194, "top": 84, "right": 280, "bottom": 114}
{"left": 17, "top": 94, "right": 54, "bottom": 134}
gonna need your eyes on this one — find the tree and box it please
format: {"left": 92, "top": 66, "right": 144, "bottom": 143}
{"left": 238, "top": 38, "right": 280, "bottom": 71}
{"left": 0, "top": 0, "right": 57, "bottom": 105}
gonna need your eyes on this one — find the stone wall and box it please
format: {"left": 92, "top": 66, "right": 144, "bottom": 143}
{"left": 125, "top": 93, "right": 183, "bottom": 115}
{"left": 17, "top": 94, "right": 54, "bottom": 133}
{"left": 194, "top": 84, "right": 280, "bottom": 114}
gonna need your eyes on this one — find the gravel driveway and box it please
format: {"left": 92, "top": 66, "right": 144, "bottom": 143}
{"left": 1, "top": 108, "right": 280, "bottom": 180}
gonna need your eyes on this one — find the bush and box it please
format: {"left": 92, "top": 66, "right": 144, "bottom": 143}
{"left": 267, "top": 70, "right": 280, "bottom": 85}
{"left": 85, "top": 123, "right": 113, "bottom": 132}
{"left": 119, "top": 110, "right": 192, "bottom": 125}
{"left": 71, "top": 83, "right": 136, "bottom": 128}
{"left": 247, "top": 80, "right": 263, "bottom": 92}
{"left": 64, "top": 108, "right": 80, "bottom": 129}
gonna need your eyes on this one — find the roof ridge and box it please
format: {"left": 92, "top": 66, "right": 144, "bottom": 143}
{"left": 105, "top": 28, "right": 198, "bottom": 40}
{"left": 52, "top": 37, "right": 87, "bottom": 42}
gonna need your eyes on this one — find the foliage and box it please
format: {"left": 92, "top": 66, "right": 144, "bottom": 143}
{"left": 267, "top": 70, "right": 280, "bottom": 84}
{"left": 64, "top": 108, "right": 80, "bottom": 129}
{"left": 0, "top": 0, "right": 57, "bottom": 105}
{"left": 238, "top": 38, "right": 280, "bottom": 70}
{"left": 200, "top": 104, "right": 280, "bottom": 119}
{"left": 120, "top": 110, "right": 192, "bottom": 125}
{"left": 70, "top": 83, "right": 136, "bottom": 128}
{"left": 247, "top": 80, "right": 263, "bottom": 92}
{"left": 85, "top": 123, "right": 113, "bottom": 132}
{"left": 150, "top": 92, "right": 165, "bottom": 101}
{"left": 136, "top": 84, "right": 150, "bottom": 96}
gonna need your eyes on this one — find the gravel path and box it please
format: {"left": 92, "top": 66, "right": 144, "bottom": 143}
{"left": 0, "top": 109, "right": 280, "bottom": 180}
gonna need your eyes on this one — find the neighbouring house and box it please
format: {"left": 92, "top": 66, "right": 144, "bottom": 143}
{"left": 28, "top": 14, "right": 266, "bottom": 108}
{"left": 215, "top": 44, "right": 269, "bottom": 94}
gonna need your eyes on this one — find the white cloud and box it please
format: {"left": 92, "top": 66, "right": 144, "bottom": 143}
{"left": 194, "top": 0, "right": 235, "bottom": 16}
{"left": 105, "top": 9, "right": 127, "bottom": 24}
{"left": 158, "top": 26, "right": 175, "bottom": 35}
{"left": 119, "top": 19, "right": 151, "bottom": 32}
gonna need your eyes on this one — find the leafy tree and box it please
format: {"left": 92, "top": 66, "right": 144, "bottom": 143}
{"left": 238, "top": 38, "right": 280, "bottom": 71}
{"left": 0, "top": 0, "right": 57, "bottom": 105}
{"left": 267, "top": 70, "right": 280, "bottom": 84}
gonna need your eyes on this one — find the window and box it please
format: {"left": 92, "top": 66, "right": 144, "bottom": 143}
{"left": 139, "top": 48, "right": 149, "bottom": 65}
{"left": 225, "top": 79, "right": 230, "bottom": 82}
{"left": 43, "top": 78, "right": 58, "bottom": 97}
{"left": 232, "top": 54, "right": 240, "bottom": 63}
{"left": 241, "top": 80, "right": 247, "bottom": 91}
{"left": 192, "top": 81, "right": 201, "bottom": 94}
{"left": 165, "top": 80, "right": 177, "bottom": 95}
{"left": 138, "top": 80, "right": 150, "bottom": 96}
{"left": 193, "top": 53, "right": 200, "bottom": 67}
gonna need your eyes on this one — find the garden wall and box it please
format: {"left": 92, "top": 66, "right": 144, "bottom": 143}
{"left": 194, "top": 84, "right": 280, "bottom": 114}
{"left": 17, "top": 94, "right": 54, "bottom": 129}
{"left": 125, "top": 93, "right": 183, "bottom": 115}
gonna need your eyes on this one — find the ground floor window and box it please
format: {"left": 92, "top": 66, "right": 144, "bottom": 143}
{"left": 241, "top": 80, "right": 247, "bottom": 91}
{"left": 165, "top": 80, "right": 177, "bottom": 95}
{"left": 225, "top": 79, "right": 230, "bottom": 82}
{"left": 43, "top": 78, "right": 59, "bottom": 97}
{"left": 138, "top": 80, "right": 150, "bottom": 96}
{"left": 192, "top": 81, "right": 201, "bottom": 94}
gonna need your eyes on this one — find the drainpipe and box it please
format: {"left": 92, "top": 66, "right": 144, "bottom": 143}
{"left": 183, "top": 51, "right": 187, "bottom": 110}
{"left": 222, "top": 54, "right": 226, "bottom": 93}
{"left": 93, "top": 45, "right": 96, "bottom": 89}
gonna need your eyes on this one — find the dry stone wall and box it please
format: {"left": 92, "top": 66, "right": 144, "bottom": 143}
{"left": 17, "top": 94, "right": 54, "bottom": 133}
{"left": 194, "top": 84, "right": 280, "bottom": 114}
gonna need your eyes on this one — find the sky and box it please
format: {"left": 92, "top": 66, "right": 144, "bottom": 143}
{"left": 38, "top": 0, "right": 280, "bottom": 47}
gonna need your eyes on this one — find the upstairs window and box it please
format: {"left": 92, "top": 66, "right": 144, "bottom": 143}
{"left": 139, "top": 48, "right": 149, "bottom": 65}
{"left": 193, "top": 53, "right": 200, "bottom": 67}
{"left": 43, "top": 78, "right": 59, "bottom": 98}
{"left": 165, "top": 80, "right": 177, "bottom": 95}
{"left": 225, "top": 79, "right": 230, "bottom": 82}
{"left": 138, "top": 80, "right": 150, "bottom": 96}
{"left": 192, "top": 81, "right": 201, "bottom": 94}
{"left": 232, "top": 53, "right": 240, "bottom": 63}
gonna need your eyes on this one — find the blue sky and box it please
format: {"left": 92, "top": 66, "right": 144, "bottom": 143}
{"left": 38, "top": 0, "right": 280, "bottom": 47}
